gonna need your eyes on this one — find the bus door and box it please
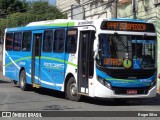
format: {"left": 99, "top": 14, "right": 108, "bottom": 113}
{"left": 78, "top": 30, "right": 95, "bottom": 94}
{"left": 31, "top": 31, "right": 43, "bottom": 86}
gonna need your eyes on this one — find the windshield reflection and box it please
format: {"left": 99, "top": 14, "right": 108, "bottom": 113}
{"left": 97, "top": 34, "right": 156, "bottom": 69}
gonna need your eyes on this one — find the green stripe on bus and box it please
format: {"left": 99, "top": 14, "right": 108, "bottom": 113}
{"left": 40, "top": 22, "right": 75, "bottom": 27}
{"left": 6, "top": 56, "right": 31, "bottom": 67}
{"left": 67, "top": 22, "right": 75, "bottom": 26}
{"left": 106, "top": 78, "right": 150, "bottom": 86}
{"left": 5, "top": 56, "right": 77, "bottom": 67}
{"left": 106, "top": 78, "right": 136, "bottom": 82}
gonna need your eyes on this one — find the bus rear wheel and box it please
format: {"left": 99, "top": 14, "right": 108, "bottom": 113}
{"left": 19, "top": 70, "right": 30, "bottom": 91}
{"left": 66, "top": 77, "right": 81, "bottom": 101}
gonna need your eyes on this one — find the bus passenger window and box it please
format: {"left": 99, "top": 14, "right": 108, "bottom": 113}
{"left": 22, "top": 31, "right": 31, "bottom": 51}
{"left": 13, "top": 32, "right": 22, "bottom": 51}
{"left": 53, "top": 29, "right": 65, "bottom": 53}
{"left": 66, "top": 29, "right": 77, "bottom": 53}
{"left": 43, "top": 30, "right": 53, "bottom": 52}
{"left": 6, "top": 33, "right": 13, "bottom": 51}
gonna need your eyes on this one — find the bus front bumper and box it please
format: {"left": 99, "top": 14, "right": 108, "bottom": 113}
{"left": 94, "top": 82, "right": 157, "bottom": 98}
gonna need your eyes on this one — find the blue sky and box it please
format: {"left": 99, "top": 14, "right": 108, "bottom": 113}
{"left": 26, "top": 0, "right": 56, "bottom": 5}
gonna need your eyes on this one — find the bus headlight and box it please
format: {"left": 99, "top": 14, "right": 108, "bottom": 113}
{"left": 150, "top": 80, "right": 156, "bottom": 89}
{"left": 97, "top": 76, "right": 112, "bottom": 89}
{"left": 104, "top": 81, "right": 112, "bottom": 89}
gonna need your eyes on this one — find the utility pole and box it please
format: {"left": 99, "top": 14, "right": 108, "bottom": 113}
{"left": 112, "top": 0, "right": 117, "bottom": 18}
{"left": 132, "top": 0, "right": 137, "bottom": 19}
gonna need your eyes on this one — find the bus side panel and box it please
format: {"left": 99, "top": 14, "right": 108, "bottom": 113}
{"left": 18, "top": 52, "right": 32, "bottom": 84}
{"left": 40, "top": 53, "right": 68, "bottom": 91}
{"left": 5, "top": 51, "right": 18, "bottom": 80}
{"left": 5, "top": 51, "right": 32, "bottom": 84}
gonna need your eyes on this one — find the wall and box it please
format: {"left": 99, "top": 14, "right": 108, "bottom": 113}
{"left": 56, "top": 0, "right": 113, "bottom": 19}
{"left": 81, "top": 0, "right": 112, "bottom": 20}
{"left": 56, "top": 0, "right": 79, "bottom": 19}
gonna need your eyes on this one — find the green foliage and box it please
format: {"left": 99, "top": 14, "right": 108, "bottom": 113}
{"left": 0, "top": 0, "right": 67, "bottom": 37}
{"left": 0, "top": 0, "right": 25, "bottom": 14}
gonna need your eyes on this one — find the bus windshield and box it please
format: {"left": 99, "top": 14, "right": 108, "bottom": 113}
{"left": 97, "top": 34, "right": 156, "bottom": 69}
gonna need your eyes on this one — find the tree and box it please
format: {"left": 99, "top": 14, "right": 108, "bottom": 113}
{"left": 0, "top": 0, "right": 26, "bottom": 14}
{"left": 0, "top": 0, "right": 67, "bottom": 38}
{"left": 27, "top": 1, "right": 66, "bottom": 20}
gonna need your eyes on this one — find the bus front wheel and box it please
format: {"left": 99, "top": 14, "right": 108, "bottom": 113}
{"left": 19, "top": 70, "right": 30, "bottom": 91}
{"left": 66, "top": 77, "right": 81, "bottom": 101}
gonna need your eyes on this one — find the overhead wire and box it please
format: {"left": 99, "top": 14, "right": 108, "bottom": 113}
{"left": 2, "top": 0, "right": 159, "bottom": 21}
{"left": 1, "top": 0, "right": 160, "bottom": 26}
{"left": 61, "top": 0, "right": 93, "bottom": 10}
{"left": 1, "top": 0, "right": 159, "bottom": 20}
{"left": 119, "top": 0, "right": 160, "bottom": 19}
{"left": 68, "top": 0, "right": 115, "bottom": 18}
{"left": 98, "top": 0, "right": 115, "bottom": 18}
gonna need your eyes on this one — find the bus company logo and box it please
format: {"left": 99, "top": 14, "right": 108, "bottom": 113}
{"left": 19, "top": 62, "right": 25, "bottom": 65}
{"left": 44, "top": 62, "right": 64, "bottom": 69}
{"left": 140, "top": 79, "right": 150, "bottom": 83}
{"left": 78, "top": 21, "right": 93, "bottom": 25}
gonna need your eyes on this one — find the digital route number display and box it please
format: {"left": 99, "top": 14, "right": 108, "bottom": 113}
{"left": 101, "top": 21, "right": 155, "bottom": 32}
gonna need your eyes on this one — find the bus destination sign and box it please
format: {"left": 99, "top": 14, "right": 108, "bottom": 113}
{"left": 101, "top": 21, "right": 155, "bottom": 32}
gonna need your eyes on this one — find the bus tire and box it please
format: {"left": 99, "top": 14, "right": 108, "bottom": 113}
{"left": 19, "top": 70, "right": 30, "bottom": 91}
{"left": 66, "top": 77, "right": 81, "bottom": 101}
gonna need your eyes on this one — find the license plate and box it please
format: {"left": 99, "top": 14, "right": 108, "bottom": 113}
{"left": 127, "top": 90, "right": 137, "bottom": 95}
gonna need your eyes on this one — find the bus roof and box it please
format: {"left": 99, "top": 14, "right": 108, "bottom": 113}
{"left": 5, "top": 18, "right": 150, "bottom": 32}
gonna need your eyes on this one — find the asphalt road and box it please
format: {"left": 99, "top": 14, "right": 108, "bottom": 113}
{"left": 0, "top": 72, "right": 160, "bottom": 120}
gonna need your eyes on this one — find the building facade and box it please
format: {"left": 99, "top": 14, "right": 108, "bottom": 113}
{"left": 56, "top": 0, "right": 114, "bottom": 19}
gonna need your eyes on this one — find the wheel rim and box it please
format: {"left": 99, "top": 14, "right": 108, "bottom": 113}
{"left": 70, "top": 83, "right": 77, "bottom": 96}
{"left": 20, "top": 75, "right": 25, "bottom": 88}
